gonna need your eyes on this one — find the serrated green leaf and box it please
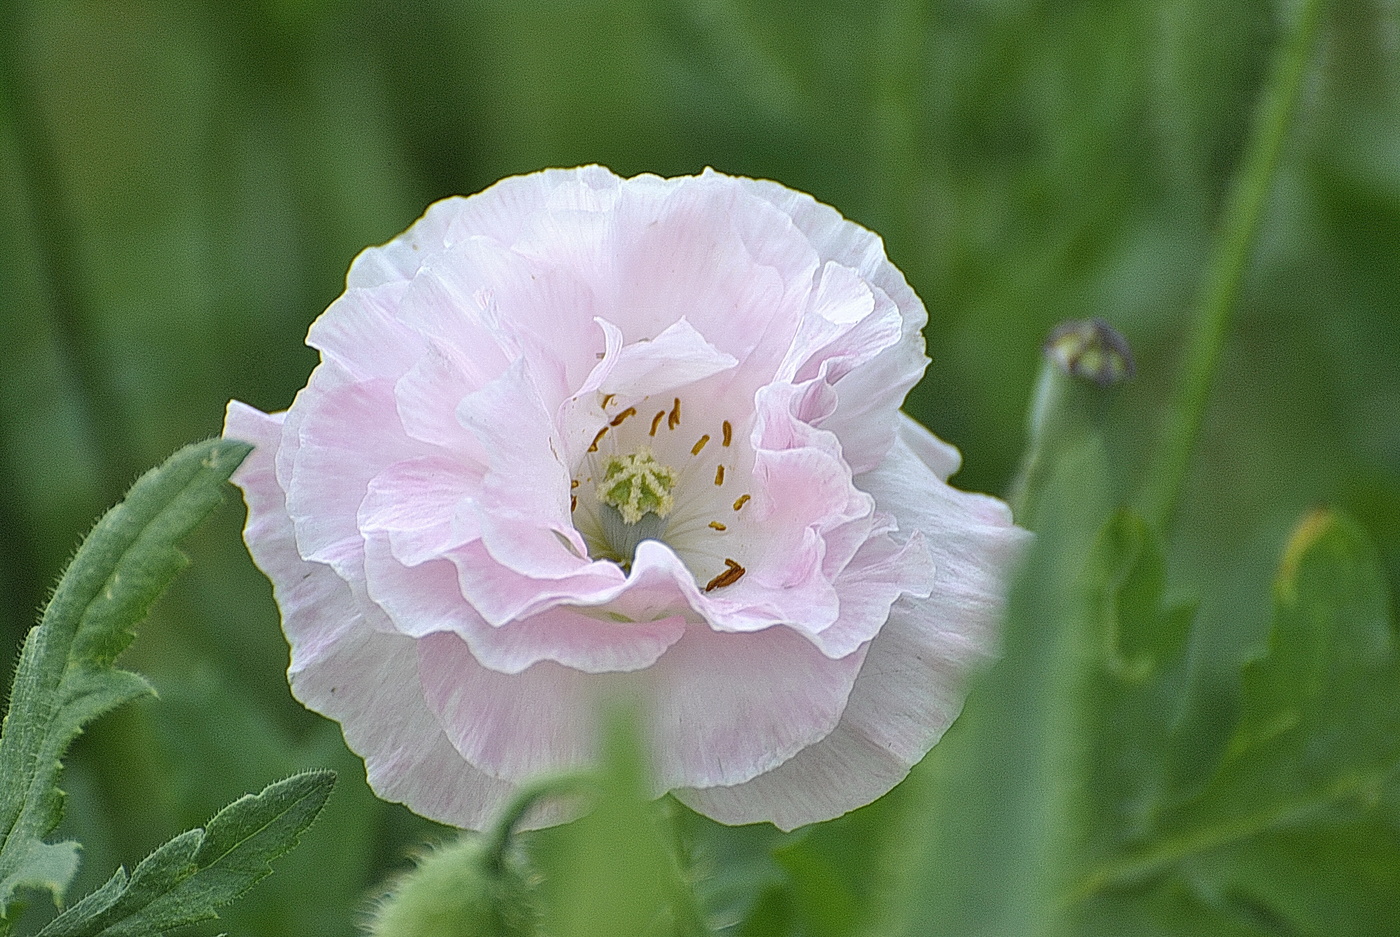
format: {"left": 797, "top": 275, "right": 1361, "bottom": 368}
{"left": 0, "top": 439, "right": 252, "bottom": 915}
{"left": 1074, "top": 509, "right": 1400, "bottom": 935}
{"left": 35, "top": 770, "right": 334, "bottom": 937}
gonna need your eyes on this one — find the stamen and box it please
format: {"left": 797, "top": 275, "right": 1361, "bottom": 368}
{"left": 722, "top": 420, "right": 732, "bottom": 447}
{"left": 709, "top": 521, "right": 727, "bottom": 531}
{"left": 668, "top": 397, "right": 681, "bottom": 430}
{"left": 610, "top": 406, "right": 637, "bottom": 427}
{"left": 704, "top": 558, "right": 746, "bottom": 592}
{"left": 571, "top": 479, "right": 580, "bottom": 489}
{"left": 691, "top": 434, "right": 710, "bottom": 456}
{"left": 714, "top": 465, "right": 725, "bottom": 486}
{"left": 649, "top": 410, "right": 666, "bottom": 436}
{"left": 571, "top": 495, "right": 577, "bottom": 512}
{"left": 587, "top": 427, "right": 608, "bottom": 452}
{"left": 601, "top": 393, "right": 616, "bottom": 410}
{"left": 732, "top": 494, "right": 751, "bottom": 511}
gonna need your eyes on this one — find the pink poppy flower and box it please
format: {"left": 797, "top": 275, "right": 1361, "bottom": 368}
{"left": 225, "top": 167, "right": 1025, "bottom": 831}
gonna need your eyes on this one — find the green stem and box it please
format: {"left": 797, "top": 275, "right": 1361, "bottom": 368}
{"left": 870, "top": 0, "right": 927, "bottom": 252}
{"left": 1139, "top": 0, "right": 1327, "bottom": 532}
{"left": 1069, "top": 767, "right": 1383, "bottom": 901}
{"left": 0, "top": 1, "right": 134, "bottom": 503}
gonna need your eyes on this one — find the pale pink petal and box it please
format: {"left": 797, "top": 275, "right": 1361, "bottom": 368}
{"left": 417, "top": 631, "right": 600, "bottom": 781}
{"left": 364, "top": 535, "right": 685, "bottom": 674}
{"left": 594, "top": 317, "right": 738, "bottom": 400}
{"left": 306, "top": 281, "right": 425, "bottom": 382}
{"left": 670, "top": 590, "right": 996, "bottom": 831}
{"left": 419, "top": 621, "right": 867, "bottom": 789}
{"left": 642, "top": 624, "right": 868, "bottom": 790}
{"left": 345, "top": 196, "right": 466, "bottom": 289}
{"left": 818, "top": 321, "right": 929, "bottom": 475}
{"left": 447, "top": 539, "right": 623, "bottom": 626}
{"left": 417, "top": 237, "right": 601, "bottom": 403}
{"left": 229, "top": 167, "right": 1024, "bottom": 832}
{"left": 283, "top": 370, "right": 433, "bottom": 573}
{"left": 672, "top": 718, "right": 909, "bottom": 832}
{"left": 392, "top": 344, "right": 490, "bottom": 460}
{"left": 359, "top": 456, "right": 480, "bottom": 566}
{"left": 223, "top": 401, "right": 512, "bottom": 829}
{"left": 895, "top": 412, "right": 963, "bottom": 482}
{"left": 804, "top": 530, "right": 935, "bottom": 659}
{"left": 732, "top": 171, "right": 926, "bottom": 329}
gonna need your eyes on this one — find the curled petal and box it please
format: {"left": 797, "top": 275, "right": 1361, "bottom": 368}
{"left": 227, "top": 167, "right": 1025, "bottom": 831}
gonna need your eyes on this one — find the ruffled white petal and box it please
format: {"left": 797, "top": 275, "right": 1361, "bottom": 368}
{"left": 228, "top": 166, "right": 1025, "bottom": 831}
{"left": 224, "top": 401, "right": 513, "bottom": 829}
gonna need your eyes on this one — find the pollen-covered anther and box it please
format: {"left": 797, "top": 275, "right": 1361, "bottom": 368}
{"left": 704, "top": 558, "right": 746, "bottom": 592}
{"left": 722, "top": 420, "right": 732, "bottom": 447}
{"left": 709, "top": 521, "right": 727, "bottom": 531}
{"left": 649, "top": 410, "right": 665, "bottom": 436}
{"left": 597, "top": 448, "right": 679, "bottom": 524}
{"left": 609, "top": 406, "right": 637, "bottom": 427}
{"left": 714, "top": 465, "right": 725, "bottom": 486}
{"left": 668, "top": 397, "right": 681, "bottom": 430}
{"left": 732, "top": 494, "right": 751, "bottom": 511}
{"left": 691, "top": 434, "right": 710, "bottom": 456}
{"left": 587, "top": 426, "right": 608, "bottom": 453}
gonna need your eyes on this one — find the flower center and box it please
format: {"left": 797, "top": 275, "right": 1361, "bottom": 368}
{"left": 597, "top": 449, "right": 677, "bottom": 524}
{"left": 570, "top": 392, "right": 752, "bottom": 589}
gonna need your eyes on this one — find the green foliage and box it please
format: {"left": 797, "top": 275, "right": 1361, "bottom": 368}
{"left": 532, "top": 706, "right": 706, "bottom": 937}
{"left": 1, "top": 0, "right": 1398, "bottom": 934}
{"left": 1073, "top": 509, "right": 1400, "bottom": 935}
{"left": 725, "top": 498, "right": 1400, "bottom": 937}
{"left": 0, "top": 439, "right": 251, "bottom": 917}
{"left": 34, "top": 771, "right": 334, "bottom": 937}
{"left": 366, "top": 776, "right": 591, "bottom": 937}
{"left": 0, "top": 441, "right": 335, "bottom": 937}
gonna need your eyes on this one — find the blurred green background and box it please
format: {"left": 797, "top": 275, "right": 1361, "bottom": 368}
{"left": 1, "top": 1, "right": 1397, "bottom": 934}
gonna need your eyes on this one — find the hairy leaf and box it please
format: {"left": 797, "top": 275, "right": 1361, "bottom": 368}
{"left": 0, "top": 439, "right": 251, "bottom": 915}
{"left": 35, "top": 771, "right": 334, "bottom": 937}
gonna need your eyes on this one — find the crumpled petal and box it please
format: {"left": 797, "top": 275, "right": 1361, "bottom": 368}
{"left": 674, "top": 422, "right": 1027, "bottom": 829}
{"left": 225, "top": 401, "right": 513, "bottom": 828}
{"left": 226, "top": 166, "right": 1026, "bottom": 831}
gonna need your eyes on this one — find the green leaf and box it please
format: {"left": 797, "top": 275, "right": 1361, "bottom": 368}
{"left": 34, "top": 770, "right": 334, "bottom": 937}
{"left": 0, "top": 438, "right": 251, "bottom": 915}
{"left": 1074, "top": 509, "right": 1400, "bottom": 935}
